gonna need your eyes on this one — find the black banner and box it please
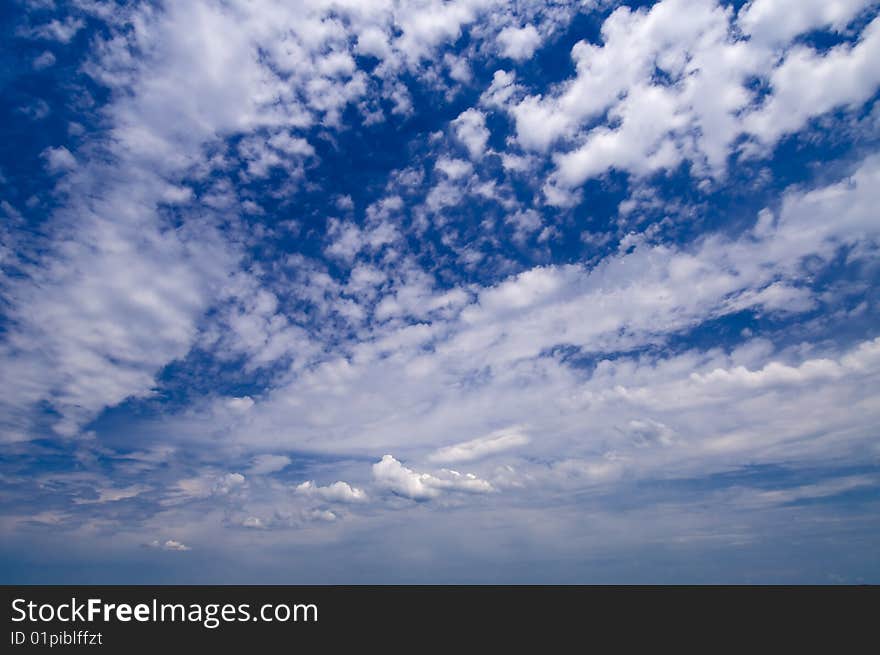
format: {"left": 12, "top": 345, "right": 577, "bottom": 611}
{"left": 2, "top": 586, "right": 877, "bottom": 651}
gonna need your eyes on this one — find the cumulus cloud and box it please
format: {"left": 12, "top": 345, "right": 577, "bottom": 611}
{"left": 739, "top": 0, "right": 872, "bottom": 44}
{"left": 491, "top": 0, "right": 880, "bottom": 193}
{"left": 497, "top": 24, "right": 542, "bottom": 60}
{"left": 742, "top": 17, "right": 880, "bottom": 148}
{"left": 146, "top": 539, "right": 192, "bottom": 551}
{"left": 372, "top": 455, "right": 493, "bottom": 499}
{"left": 295, "top": 480, "right": 367, "bottom": 503}
{"left": 453, "top": 108, "right": 490, "bottom": 159}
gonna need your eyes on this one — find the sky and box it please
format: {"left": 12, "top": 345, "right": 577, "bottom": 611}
{"left": 1, "top": 0, "right": 879, "bottom": 584}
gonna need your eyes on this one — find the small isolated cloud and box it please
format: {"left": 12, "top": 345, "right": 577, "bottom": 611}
{"left": 429, "top": 426, "right": 530, "bottom": 463}
{"left": 41, "top": 146, "right": 76, "bottom": 173}
{"left": 452, "top": 108, "right": 489, "bottom": 159}
{"left": 372, "top": 455, "right": 493, "bottom": 500}
{"left": 248, "top": 454, "right": 291, "bottom": 475}
{"left": 18, "top": 99, "right": 50, "bottom": 121}
{"left": 295, "top": 480, "right": 367, "bottom": 503}
{"left": 497, "top": 25, "right": 542, "bottom": 61}
{"left": 146, "top": 539, "right": 191, "bottom": 551}
{"left": 33, "top": 51, "right": 56, "bottom": 70}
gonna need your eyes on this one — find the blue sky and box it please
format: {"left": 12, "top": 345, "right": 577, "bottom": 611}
{"left": 1, "top": 0, "right": 879, "bottom": 583}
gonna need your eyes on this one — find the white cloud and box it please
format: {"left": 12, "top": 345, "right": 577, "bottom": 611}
{"left": 73, "top": 485, "right": 148, "bottom": 505}
{"left": 295, "top": 480, "right": 367, "bottom": 503}
{"left": 505, "top": 209, "right": 543, "bottom": 241}
{"left": 41, "top": 146, "right": 76, "bottom": 173}
{"left": 248, "top": 454, "right": 291, "bottom": 475}
{"left": 739, "top": 0, "right": 872, "bottom": 45}
{"left": 742, "top": 17, "right": 880, "bottom": 148}
{"left": 435, "top": 157, "right": 474, "bottom": 179}
{"left": 491, "top": 0, "right": 880, "bottom": 191}
{"left": 730, "top": 475, "right": 879, "bottom": 508}
{"left": 356, "top": 26, "right": 392, "bottom": 59}
{"left": 497, "top": 24, "right": 542, "bottom": 61}
{"left": 453, "top": 108, "right": 490, "bottom": 159}
{"left": 147, "top": 539, "right": 192, "bottom": 551}
{"left": 215, "top": 473, "right": 247, "bottom": 494}
{"left": 164, "top": 472, "right": 247, "bottom": 505}
{"left": 372, "top": 455, "right": 493, "bottom": 499}
{"left": 551, "top": 82, "right": 687, "bottom": 187}
{"left": 4, "top": 0, "right": 880, "bottom": 580}
{"left": 480, "top": 69, "right": 518, "bottom": 108}
{"left": 325, "top": 218, "right": 399, "bottom": 262}
{"left": 308, "top": 509, "right": 337, "bottom": 522}
{"left": 373, "top": 456, "right": 440, "bottom": 500}
{"left": 33, "top": 50, "right": 56, "bottom": 69}
{"left": 227, "top": 396, "right": 255, "bottom": 412}
{"left": 430, "top": 426, "right": 530, "bottom": 463}
{"left": 25, "top": 17, "right": 84, "bottom": 43}
{"left": 267, "top": 131, "right": 314, "bottom": 156}
{"left": 624, "top": 419, "right": 677, "bottom": 447}
{"left": 2, "top": 0, "right": 583, "bottom": 442}
{"left": 156, "top": 153, "right": 880, "bottom": 467}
